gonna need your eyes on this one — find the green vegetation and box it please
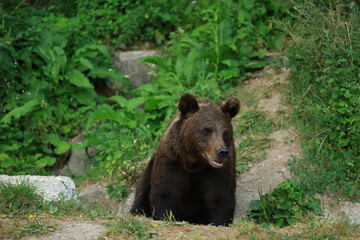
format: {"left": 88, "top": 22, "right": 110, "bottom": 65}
{"left": 1, "top": 0, "right": 359, "bottom": 237}
{"left": 247, "top": 181, "right": 322, "bottom": 228}
{"left": 281, "top": 0, "right": 360, "bottom": 198}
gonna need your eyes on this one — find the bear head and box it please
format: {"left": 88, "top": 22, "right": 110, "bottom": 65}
{"left": 177, "top": 93, "right": 240, "bottom": 171}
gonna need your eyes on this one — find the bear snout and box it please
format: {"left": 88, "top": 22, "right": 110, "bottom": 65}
{"left": 216, "top": 147, "right": 229, "bottom": 160}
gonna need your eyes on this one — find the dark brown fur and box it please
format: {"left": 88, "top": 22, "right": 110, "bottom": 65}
{"left": 130, "top": 93, "right": 240, "bottom": 226}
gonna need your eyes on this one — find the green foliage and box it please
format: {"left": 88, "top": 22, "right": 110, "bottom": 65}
{"left": 144, "top": 0, "right": 289, "bottom": 92}
{"left": 75, "top": 0, "right": 198, "bottom": 48}
{"left": 0, "top": 1, "right": 127, "bottom": 175}
{"left": 247, "top": 181, "right": 322, "bottom": 228}
{"left": 281, "top": 0, "right": 360, "bottom": 198}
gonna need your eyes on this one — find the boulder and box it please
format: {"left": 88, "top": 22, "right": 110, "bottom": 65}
{"left": 60, "top": 147, "right": 98, "bottom": 177}
{"left": 113, "top": 50, "right": 157, "bottom": 89}
{"left": 0, "top": 175, "right": 78, "bottom": 202}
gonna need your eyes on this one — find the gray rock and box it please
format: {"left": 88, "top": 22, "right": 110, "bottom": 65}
{"left": 79, "top": 183, "right": 119, "bottom": 214}
{"left": 0, "top": 175, "right": 78, "bottom": 202}
{"left": 113, "top": 50, "right": 157, "bottom": 89}
{"left": 117, "top": 192, "right": 135, "bottom": 215}
{"left": 60, "top": 147, "right": 98, "bottom": 177}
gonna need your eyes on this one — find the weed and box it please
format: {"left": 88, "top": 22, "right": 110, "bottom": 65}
{"left": 279, "top": 0, "right": 360, "bottom": 198}
{"left": 247, "top": 181, "right": 322, "bottom": 228}
{"left": 108, "top": 215, "right": 157, "bottom": 239}
{"left": 20, "top": 217, "right": 55, "bottom": 236}
{"left": 0, "top": 179, "right": 43, "bottom": 217}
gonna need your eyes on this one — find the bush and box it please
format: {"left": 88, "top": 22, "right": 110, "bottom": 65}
{"left": 247, "top": 181, "right": 322, "bottom": 228}
{"left": 282, "top": 0, "right": 360, "bottom": 198}
{"left": 0, "top": 1, "right": 127, "bottom": 175}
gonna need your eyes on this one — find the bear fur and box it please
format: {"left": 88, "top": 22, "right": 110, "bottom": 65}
{"left": 130, "top": 93, "right": 240, "bottom": 226}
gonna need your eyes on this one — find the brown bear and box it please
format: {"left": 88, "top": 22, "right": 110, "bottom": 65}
{"left": 130, "top": 93, "right": 240, "bottom": 226}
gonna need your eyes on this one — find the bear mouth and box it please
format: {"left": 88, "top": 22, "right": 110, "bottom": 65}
{"left": 210, "top": 159, "right": 223, "bottom": 168}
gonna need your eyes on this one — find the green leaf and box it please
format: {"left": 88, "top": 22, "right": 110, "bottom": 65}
{"left": 1, "top": 99, "right": 39, "bottom": 124}
{"left": 250, "top": 200, "right": 262, "bottom": 211}
{"left": 138, "top": 56, "right": 171, "bottom": 72}
{"left": 274, "top": 209, "right": 290, "bottom": 219}
{"left": 0, "top": 153, "right": 9, "bottom": 161}
{"left": 217, "top": 19, "right": 233, "bottom": 46}
{"left": 44, "top": 134, "right": 70, "bottom": 154}
{"left": 54, "top": 141, "right": 71, "bottom": 154}
{"left": 79, "top": 58, "right": 94, "bottom": 70}
{"left": 85, "top": 110, "right": 124, "bottom": 133}
{"left": 125, "top": 97, "right": 145, "bottom": 111}
{"left": 74, "top": 44, "right": 111, "bottom": 60}
{"left": 108, "top": 95, "right": 127, "bottom": 108}
{"left": 67, "top": 69, "right": 94, "bottom": 88}
{"left": 36, "top": 156, "right": 56, "bottom": 168}
{"left": 0, "top": 157, "right": 17, "bottom": 168}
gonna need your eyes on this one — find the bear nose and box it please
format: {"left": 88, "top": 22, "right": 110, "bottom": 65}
{"left": 216, "top": 147, "right": 229, "bottom": 160}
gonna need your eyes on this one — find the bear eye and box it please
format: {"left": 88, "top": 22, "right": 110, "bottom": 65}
{"left": 202, "top": 128, "right": 212, "bottom": 137}
{"left": 223, "top": 130, "right": 229, "bottom": 141}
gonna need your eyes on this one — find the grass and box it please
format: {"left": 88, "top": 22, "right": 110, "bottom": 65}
{"left": 0, "top": 178, "right": 43, "bottom": 217}
{"left": 106, "top": 215, "right": 157, "bottom": 240}
{"left": 235, "top": 110, "right": 274, "bottom": 174}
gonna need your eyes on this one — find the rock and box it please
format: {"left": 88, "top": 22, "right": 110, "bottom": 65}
{"left": 117, "top": 192, "right": 135, "bottom": 215}
{"left": 78, "top": 183, "right": 135, "bottom": 215}
{"left": 0, "top": 175, "right": 78, "bottom": 202}
{"left": 60, "top": 147, "right": 98, "bottom": 177}
{"left": 79, "top": 183, "right": 119, "bottom": 214}
{"left": 113, "top": 50, "right": 157, "bottom": 89}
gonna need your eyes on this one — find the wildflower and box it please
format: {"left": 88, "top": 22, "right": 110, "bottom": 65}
{"left": 146, "top": 124, "right": 150, "bottom": 128}
{"left": 138, "top": 132, "right": 142, "bottom": 136}
{"left": 109, "top": 68, "right": 112, "bottom": 71}
{"left": 133, "top": 139, "right": 137, "bottom": 144}
{"left": 18, "top": 35, "right": 22, "bottom": 39}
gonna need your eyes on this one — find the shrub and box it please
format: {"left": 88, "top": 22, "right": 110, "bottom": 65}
{"left": 0, "top": 2, "right": 127, "bottom": 175}
{"left": 247, "top": 181, "right": 322, "bottom": 228}
{"left": 281, "top": 0, "right": 360, "bottom": 198}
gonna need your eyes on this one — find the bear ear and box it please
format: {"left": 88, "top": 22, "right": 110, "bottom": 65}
{"left": 178, "top": 93, "right": 199, "bottom": 116}
{"left": 221, "top": 97, "right": 240, "bottom": 118}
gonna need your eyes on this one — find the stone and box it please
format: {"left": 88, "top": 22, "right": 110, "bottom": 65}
{"left": 78, "top": 183, "right": 119, "bottom": 214}
{"left": 60, "top": 147, "right": 98, "bottom": 177}
{"left": 0, "top": 175, "right": 78, "bottom": 202}
{"left": 113, "top": 50, "right": 157, "bottom": 89}
{"left": 117, "top": 192, "right": 135, "bottom": 215}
